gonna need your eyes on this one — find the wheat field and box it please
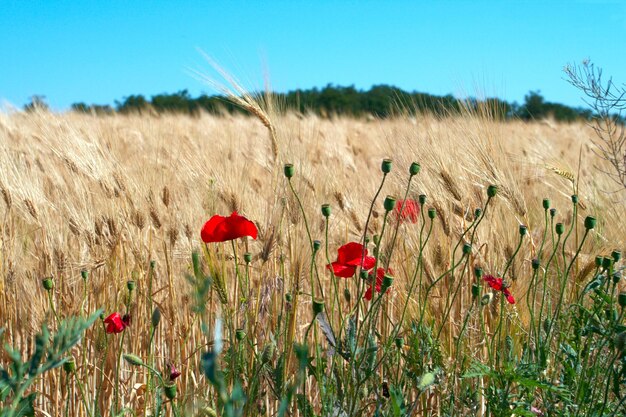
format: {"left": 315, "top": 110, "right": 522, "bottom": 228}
{"left": 0, "top": 108, "right": 624, "bottom": 415}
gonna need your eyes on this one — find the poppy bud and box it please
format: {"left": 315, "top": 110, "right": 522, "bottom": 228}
{"left": 381, "top": 159, "right": 392, "bottom": 174}
{"left": 244, "top": 252, "right": 252, "bottom": 264}
{"left": 364, "top": 236, "right": 370, "bottom": 244}
{"left": 481, "top": 293, "right": 493, "bottom": 306}
{"left": 382, "top": 274, "right": 394, "bottom": 290}
{"left": 127, "top": 280, "right": 135, "bottom": 292}
{"left": 549, "top": 208, "right": 556, "bottom": 218}
{"left": 418, "top": 194, "right": 427, "bottom": 205}
{"left": 343, "top": 287, "right": 351, "bottom": 303}
{"left": 150, "top": 260, "right": 156, "bottom": 270}
{"left": 474, "top": 208, "right": 482, "bottom": 219}
{"left": 584, "top": 216, "right": 596, "bottom": 230}
{"left": 151, "top": 307, "right": 161, "bottom": 328}
{"left": 285, "top": 293, "right": 292, "bottom": 303}
{"left": 81, "top": 269, "right": 88, "bottom": 281}
{"left": 519, "top": 225, "right": 528, "bottom": 236}
{"left": 313, "top": 240, "right": 321, "bottom": 252}
{"left": 612, "top": 250, "right": 621, "bottom": 263}
{"left": 63, "top": 357, "right": 76, "bottom": 374}
{"left": 595, "top": 256, "right": 603, "bottom": 267}
{"left": 619, "top": 293, "right": 626, "bottom": 308}
{"left": 123, "top": 354, "right": 145, "bottom": 366}
{"left": 360, "top": 270, "right": 368, "bottom": 280}
{"left": 542, "top": 198, "right": 550, "bottom": 210}
{"left": 395, "top": 337, "right": 404, "bottom": 349}
{"left": 543, "top": 319, "right": 551, "bottom": 335}
{"left": 409, "top": 162, "right": 420, "bottom": 176}
{"left": 487, "top": 185, "right": 498, "bottom": 198}
{"left": 532, "top": 258, "right": 540, "bottom": 270}
{"left": 428, "top": 208, "right": 436, "bottom": 219}
{"left": 571, "top": 194, "right": 579, "bottom": 204}
{"left": 555, "top": 223, "right": 564, "bottom": 235}
{"left": 42, "top": 277, "right": 54, "bottom": 291}
{"left": 384, "top": 196, "right": 396, "bottom": 212}
{"left": 474, "top": 267, "right": 483, "bottom": 279}
{"left": 462, "top": 243, "right": 472, "bottom": 256}
{"left": 283, "top": 163, "right": 294, "bottom": 179}
{"left": 164, "top": 383, "right": 177, "bottom": 400}
{"left": 235, "top": 329, "right": 246, "bottom": 341}
{"left": 372, "top": 234, "right": 380, "bottom": 246}
{"left": 312, "top": 299, "right": 325, "bottom": 315}
{"left": 602, "top": 257, "right": 613, "bottom": 270}
{"left": 613, "top": 272, "right": 621, "bottom": 284}
{"left": 321, "top": 204, "right": 331, "bottom": 218}
{"left": 471, "top": 283, "right": 480, "bottom": 299}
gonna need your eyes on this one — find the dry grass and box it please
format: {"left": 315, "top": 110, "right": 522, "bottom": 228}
{"left": 0, "top": 108, "right": 624, "bottom": 415}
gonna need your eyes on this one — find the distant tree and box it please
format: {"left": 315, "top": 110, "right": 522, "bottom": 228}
{"left": 519, "top": 90, "right": 546, "bottom": 120}
{"left": 115, "top": 95, "right": 149, "bottom": 113}
{"left": 24, "top": 95, "right": 49, "bottom": 112}
{"left": 71, "top": 102, "right": 90, "bottom": 113}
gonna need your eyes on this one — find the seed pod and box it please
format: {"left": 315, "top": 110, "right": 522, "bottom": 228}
{"left": 555, "top": 223, "right": 564, "bottom": 235}
{"left": 42, "top": 277, "right": 54, "bottom": 291}
{"left": 487, "top": 185, "right": 498, "bottom": 198}
{"left": 409, "top": 162, "right": 420, "bottom": 176}
{"left": 321, "top": 204, "right": 331, "bottom": 218}
{"left": 384, "top": 196, "right": 396, "bottom": 212}
{"left": 151, "top": 307, "right": 161, "bottom": 328}
{"left": 164, "top": 383, "right": 177, "bottom": 400}
{"left": 584, "top": 216, "right": 596, "bottom": 230}
{"left": 63, "top": 357, "right": 76, "bottom": 374}
{"left": 381, "top": 159, "right": 392, "bottom": 174}
{"left": 542, "top": 198, "right": 550, "bottom": 210}
{"left": 283, "top": 164, "right": 294, "bottom": 179}
{"left": 312, "top": 299, "right": 325, "bottom": 315}
{"left": 243, "top": 252, "right": 252, "bottom": 264}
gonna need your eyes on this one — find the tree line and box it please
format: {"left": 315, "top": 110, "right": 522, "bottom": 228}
{"left": 63, "top": 85, "right": 595, "bottom": 122}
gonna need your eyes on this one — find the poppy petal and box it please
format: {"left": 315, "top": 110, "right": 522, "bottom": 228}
{"left": 201, "top": 212, "right": 258, "bottom": 243}
{"left": 361, "top": 255, "right": 376, "bottom": 271}
{"left": 338, "top": 242, "right": 366, "bottom": 265}
{"left": 364, "top": 286, "right": 373, "bottom": 301}
{"left": 327, "top": 262, "right": 356, "bottom": 278}
{"left": 503, "top": 289, "right": 515, "bottom": 304}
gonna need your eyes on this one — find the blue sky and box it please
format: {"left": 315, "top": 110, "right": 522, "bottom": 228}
{"left": 1, "top": 0, "right": 625, "bottom": 110}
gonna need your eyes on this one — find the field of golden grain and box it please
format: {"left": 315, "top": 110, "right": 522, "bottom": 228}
{"left": 0, "top": 108, "right": 624, "bottom": 415}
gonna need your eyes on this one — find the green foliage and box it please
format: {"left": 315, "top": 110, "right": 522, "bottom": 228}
{"left": 0, "top": 310, "right": 102, "bottom": 417}
{"left": 69, "top": 85, "right": 596, "bottom": 122}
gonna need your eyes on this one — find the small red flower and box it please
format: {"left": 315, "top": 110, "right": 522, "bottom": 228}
{"left": 327, "top": 242, "right": 376, "bottom": 278}
{"left": 201, "top": 211, "right": 258, "bottom": 243}
{"left": 364, "top": 267, "right": 392, "bottom": 300}
{"left": 104, "top": 312, "right": 131, "bottom": 334}
{"left": 394, "top": 199, "right": 420, "bottom": 223}
{"left": 483, "top": 275, "right": 515, "bottom": 304}
{"left": 168, "top": 362, "right": 181, "bottom": 381}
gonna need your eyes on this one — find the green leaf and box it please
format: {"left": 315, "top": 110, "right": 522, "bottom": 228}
{"left": 418, "top": 372, "right": 436, "bottom": 390}
{"left": 13, "top": 392, "right": 36, "bottom": 417}
{"left": 462, "top": 362, "right": 491, "bottom": 379}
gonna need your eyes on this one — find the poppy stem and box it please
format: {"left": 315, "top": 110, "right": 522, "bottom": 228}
{"left": 385, "top": 173, "right": 415, "bottom": 271}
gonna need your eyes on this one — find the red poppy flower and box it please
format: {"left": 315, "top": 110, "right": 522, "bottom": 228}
{"left": 327, "top": 242, "right": 376, "bottom": 278}
{"left": 483, "top": 275, "right": 515, "bottom": 304}
{"left": 201, "top": 211, "right": 258, "bottom": 243}
{"left": 168, "top": 362, "right": 181, "bottom": 381}
{"left": 104, "top": 312, "right": 131, "bottom": 334}
{"left": 364, "top": 267, "right": 392, "bottom": 300}
{"left": 394, "top": 199, "right": 420, "bottom": 223}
